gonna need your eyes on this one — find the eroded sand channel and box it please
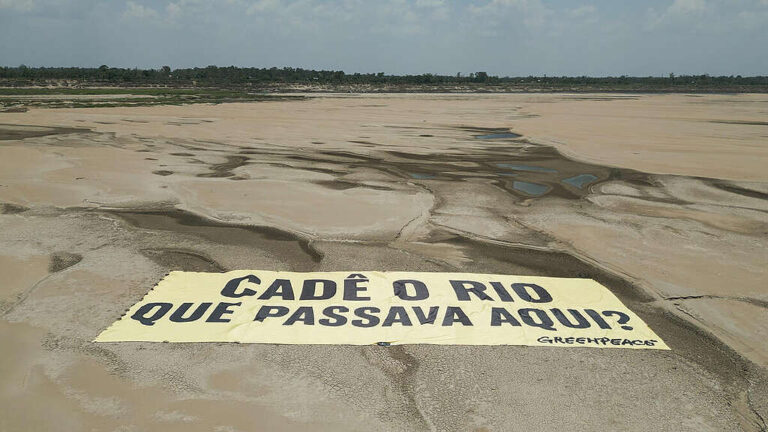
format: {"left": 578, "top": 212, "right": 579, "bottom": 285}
{"left": 1, "top": 93, "right": 767, "bottom": 431}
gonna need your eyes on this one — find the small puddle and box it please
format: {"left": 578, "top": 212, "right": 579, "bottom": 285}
{"left": 496, "top": 163, "right": 557, "bottom": 173}
{"left": 512, "top": 181, "right": 550, "bottom": 196}
{"left": 562, "top": 174, "right": 598, "bottom": 189}
{"left": 476, "top": 132, "right": 522, "bottom": 140}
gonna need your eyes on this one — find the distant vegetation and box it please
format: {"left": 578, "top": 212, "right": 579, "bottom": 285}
{"left": 1, "top": 65, "right": 767, "bottom": 92}
{"left": 0, "top": 86, "right": 301, "bottom": 109}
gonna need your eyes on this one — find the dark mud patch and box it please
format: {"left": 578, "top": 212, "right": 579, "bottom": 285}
{"left": 383, "top": 125, "right": 445, "bottom": 131}
{"left": 141, "top": 248, "right": 225, "bottom": 272}
{"left": 49, "top": 252, "right": 82, "bottom": 273}
{"left": 152, "top": 170, "right": 174, "bottom": 176}
{"left": 314, "top": 180, "right": 394, "bottom": 191}
{"left": 0, "top": 203, "right": 29, "bottom": 214}
{"left": 496, "top": 163, "right": 557, "bottom": 173}
{"left": 166, "top": 121, "right": 200, "bottom": 126}
{"left": 666, "top": 295, "right": 768, "bottom": 310}
{"left": 315, "top": 150, "right": 383, "bottom": 164}
{"left": 170, "top": 152, "right": 195, "bottom": 157}
{"left": 314, "top": 180, "right": 358, "bottom": 190}
{"left": 348, "top": 140, "right": 378, "bottom": 146}
{"left": 711, "top": 182, "right": 768, "bottom": 201}
{"left": 197, "top": 156, "right": 249, "bottom": 178}
{"left": 476, "top": 132, "right": 522, "bottom": 139}
{"left": 375, "top": 144, "right": 650, "bottom": 200}
{"left": 295, "top": 166, "right": 342, "bottom": 175}
{"left": 562, "top": 96, "right": 641, "bottom": 101}
{"left": 110, "top": 208, "right": 323, "bottom": 269}
{"left": 710, "top": 120, "right": 768, "bottom": 127}
{"left": 444, "top": 235, "right": 652, "bottom": 303}
{"left": 0, "top": 123, "right": 90, "bottom": 141}
{"left": 459, "top": 126, "right": 522, "bottom": 139}
{"left": 459, "top": 126, "right": 515, "bottom": 134}
{"left": 408, "top": 173, "right": 436, "bottom": 180}
{"left": 385, "top": 151, "right": 441, "bottom": 161}
{"left": 240, "top": 129, "right": 656, "bottom": 201}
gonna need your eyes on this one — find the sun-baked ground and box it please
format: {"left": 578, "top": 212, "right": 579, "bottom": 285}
{"left": 1, "top": 93, "right": 767, "bottom": 431}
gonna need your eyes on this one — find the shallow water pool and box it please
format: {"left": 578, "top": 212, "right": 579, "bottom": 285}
{"left": 512, "top": 181, "right": 550, "bottom": 196}
{"left": 562, "top": 174, "right": 598, "bottom": 189}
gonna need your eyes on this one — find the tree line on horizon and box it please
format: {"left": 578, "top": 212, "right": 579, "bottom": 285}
{"left": 1, "top": 65, "right": 767, "bottom": 89}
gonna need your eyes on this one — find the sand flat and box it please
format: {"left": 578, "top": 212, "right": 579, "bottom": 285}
{"left": 1, "top": 93, "right": 767, "bottom": 431}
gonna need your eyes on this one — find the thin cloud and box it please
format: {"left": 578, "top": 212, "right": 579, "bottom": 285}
{"left": 0, "top": 0, "right": 35, "bottom": 11}
{"left": 122, "top": 1, "right": 159, "bottom": 19}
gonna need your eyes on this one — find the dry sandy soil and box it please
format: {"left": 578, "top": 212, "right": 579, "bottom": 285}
{"left": 1, "top": 93, "right": 767, "bottom": 431}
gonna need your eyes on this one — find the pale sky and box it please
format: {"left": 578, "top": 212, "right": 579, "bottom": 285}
{"left": 1, "top": 0, "right": 766, "bottom": 76}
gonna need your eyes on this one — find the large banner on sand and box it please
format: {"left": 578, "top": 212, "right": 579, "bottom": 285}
{"left": 95, "top": 270, "right": 668, "bottom": 349}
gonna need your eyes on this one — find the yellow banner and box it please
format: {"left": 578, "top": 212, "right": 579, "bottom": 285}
{"left": 95, "top": 270, "right": 668, "bottom": 349}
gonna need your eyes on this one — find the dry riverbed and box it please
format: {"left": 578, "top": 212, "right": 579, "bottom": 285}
{"left": 1, "top": 93, "right": 767, "bottom": 431}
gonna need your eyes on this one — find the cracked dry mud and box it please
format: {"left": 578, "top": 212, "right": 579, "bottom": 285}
{"left": 1, "top": 93, "right": 767, "bottom": 431}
